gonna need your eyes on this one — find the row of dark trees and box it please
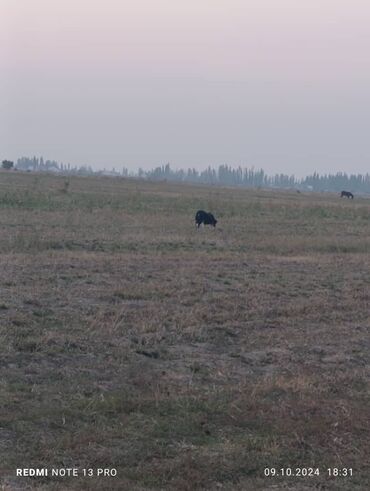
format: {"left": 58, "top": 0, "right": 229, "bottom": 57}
{"left": 4, "top": 156, "right": 370, "bottom": 193}
{"left": 16, "top": 157, "right": 86, "bottom": 174}
{"left": 142, "top": 164, "right": 370, "bottom": 193}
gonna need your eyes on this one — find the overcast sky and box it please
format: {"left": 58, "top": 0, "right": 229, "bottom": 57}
{"left": 2, "top": 0, "right": 370, "bottom": 176}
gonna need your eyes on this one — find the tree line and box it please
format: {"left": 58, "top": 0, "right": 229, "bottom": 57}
{"left": 3, "top": 156, "right": 370, "bottom": 193}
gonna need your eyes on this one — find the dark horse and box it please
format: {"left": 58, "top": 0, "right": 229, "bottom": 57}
{"left": 195, "top": 210, "right": 217, "bottom": 228}
{"left": 340, "top": 191, "right": 354, "bottom": 199}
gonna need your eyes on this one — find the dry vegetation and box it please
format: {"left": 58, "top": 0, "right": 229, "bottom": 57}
{"left": 0, "top": 171, "right": 369, "bottom": 490}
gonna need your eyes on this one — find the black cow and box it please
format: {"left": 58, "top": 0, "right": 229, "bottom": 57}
{"left": 195, "top": 210, "right": 217, "bottom": 228}
{"left": 340, "top": 191, "right": 354, "bottom": 199}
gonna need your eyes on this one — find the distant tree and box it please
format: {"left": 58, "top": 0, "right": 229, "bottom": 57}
{"left": 2, "top": 160, "right": 14, "bottom": 170}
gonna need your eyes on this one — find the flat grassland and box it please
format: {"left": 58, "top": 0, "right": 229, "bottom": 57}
{"left": 0, "top": 172, "right": 369, "bottom": 490}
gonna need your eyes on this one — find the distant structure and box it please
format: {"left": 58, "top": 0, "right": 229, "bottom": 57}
{"left": 2, "top": 160, "right": 14, "bottom": 170}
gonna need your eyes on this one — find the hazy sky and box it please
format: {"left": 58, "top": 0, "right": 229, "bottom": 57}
{"left": 2, "top": 0, "right": 370, "bottom": 176}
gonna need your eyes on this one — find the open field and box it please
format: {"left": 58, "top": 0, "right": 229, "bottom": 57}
{"left": 0, "top": 171, "right": 369, "bottom": 490}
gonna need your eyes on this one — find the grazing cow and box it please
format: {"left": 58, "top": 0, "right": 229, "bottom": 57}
{"left": 340, "top": 191, "right": 354, "bottom": 199}
{"left": 195, "top": 210, "right": 217, "bottom": 228}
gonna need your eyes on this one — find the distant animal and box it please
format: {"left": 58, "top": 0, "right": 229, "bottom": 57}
{"left": 195, "top": 210, "right": 217, "bottom": 228}
{"left": 340, "top": 191, "right": 354, "bottom": 199}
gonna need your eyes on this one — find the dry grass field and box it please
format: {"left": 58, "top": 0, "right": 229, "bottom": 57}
{"left": 0, "top": 171, "right": 369, "bottom": 490}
